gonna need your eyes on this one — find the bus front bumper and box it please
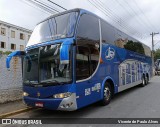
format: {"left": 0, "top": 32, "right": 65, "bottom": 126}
{"left": 23, "top": 93, "right": 77, "bottom": 111}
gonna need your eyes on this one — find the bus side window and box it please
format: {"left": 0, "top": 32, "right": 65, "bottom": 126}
{"left": 76, "top": 14, "right": 100, "bottom": 45}
{"left": 101, "top": 20, "right": 116, "bottom": 45}
{"left": 90, "top": 45, "right": 99, "bottom": 74}
{"left": 76, "top": 14, "right": 100, "bottom": 81}
{"left": 76, "top": 46, "right": 90, "bottom": 80}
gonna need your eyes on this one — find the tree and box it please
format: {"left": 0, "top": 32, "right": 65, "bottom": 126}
{"left": 154, "top": 48, "right": 160, "bottom": 61}
{"left": 124, "top": 40, "right": 145, "bottom": 54}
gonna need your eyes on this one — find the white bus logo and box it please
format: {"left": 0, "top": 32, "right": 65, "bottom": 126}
{"left": 105, "top": 47, "right": 115, "bottom": 60}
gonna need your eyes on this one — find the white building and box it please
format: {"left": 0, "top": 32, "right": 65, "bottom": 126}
{"left": 0, "top": 20, "right": 32, "bottom": 52}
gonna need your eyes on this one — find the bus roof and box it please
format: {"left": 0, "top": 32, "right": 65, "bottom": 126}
{"left": 38, "top": 8, "right": 81, "bottom": 25}
{"left": 38, "top": 8, "right": 99, "bottom": 25}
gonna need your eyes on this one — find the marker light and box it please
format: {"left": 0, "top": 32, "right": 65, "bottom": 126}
{"left": 53, "top": 92, "right": 72, "bottom": 98}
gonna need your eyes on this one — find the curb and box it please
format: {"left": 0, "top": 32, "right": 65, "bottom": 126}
{"left": 0, "top": 107, "right": 34, "bottom": 118}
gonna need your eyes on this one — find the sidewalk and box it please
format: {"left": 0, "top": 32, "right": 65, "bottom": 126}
{"left": 0, "top": 99, "right": 30, "bottom": 117}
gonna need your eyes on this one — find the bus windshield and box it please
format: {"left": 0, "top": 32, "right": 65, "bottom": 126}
{"left": 27, "top": 11, "right": 78, "bottom": 47}
{"left": 23, "top": 44, "right": 72, "bottom": 86}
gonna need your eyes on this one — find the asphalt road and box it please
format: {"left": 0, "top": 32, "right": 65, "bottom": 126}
{"left": 6, "top": 76, "right": 160, "bottom": 127}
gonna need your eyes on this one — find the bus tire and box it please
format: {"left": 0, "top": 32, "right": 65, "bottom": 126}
{"left": 146, "top": 75, "right": 149, "bottom": 85}
{"left": 100, "top": 82, "right": 112, "bottom": 106}
{"left": 140, "top": 75, "right": 146, "bottom": 87}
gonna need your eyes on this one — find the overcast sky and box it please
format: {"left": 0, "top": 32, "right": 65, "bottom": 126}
{"left": 0, "top": 0, "right": 160, "bottom": 49}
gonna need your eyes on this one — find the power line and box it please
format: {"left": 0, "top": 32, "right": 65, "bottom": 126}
{"left": 40, "top": 0, "right": 62, "bottom": 12}
{"left": 133, "top": 0, "right": 159, "bottom": 32}
{"left": 47, "top": 0, "right": 67, "bottom": 11}
{"left": 24, "top": 0, "right": 65, "bottom": 14}
{"left": 33, "top": 0, "right": 60, "bottom": 13}
{"left": 123, "top": 0, "right": 153, "bottom": 33}
{"left": 88, "top": 0, "right": 144, "bottom": 40}
{"left": 114, "top": 0, "right": 153, "bottom": 34}
{"left": 107, "top": 0, "right": 153, "bottom": 40}
{"left": 21, "top": 0, "right": 51, "bottom": 15}
{"left": 96, "top": 0, "right": 146, "bottom": 36}
{"left": 24, "top": 0, "right": 55, "bottom": 14}
{"left": 89, "top": 0, "right": 142, "bottom": 38}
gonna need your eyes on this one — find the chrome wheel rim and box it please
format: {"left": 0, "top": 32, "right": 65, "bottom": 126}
{"left": 104, "top": 86, "right": 111, "bottom": 101}
{"left": 146, "top": 77, "right": 148, "bottom": 84}
{"left": 142, "top": 78, "right": 145, "bottom": 85}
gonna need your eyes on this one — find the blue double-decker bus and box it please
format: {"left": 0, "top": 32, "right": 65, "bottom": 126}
{"left": 6, "top": 8, "right": 152, "bottom": 111}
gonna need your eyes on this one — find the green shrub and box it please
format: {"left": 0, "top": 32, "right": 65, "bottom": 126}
{"left": 0, "top": 51, "right": 12, "bottom": 55}
{"left": 4, "top": 51, "right": 12, "bottom": 55}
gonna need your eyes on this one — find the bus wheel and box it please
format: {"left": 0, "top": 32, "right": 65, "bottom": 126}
{"left": 101, "top": 82, "right": 112, "bottom": 106}
{"left": 140, "top": 75, "right": 146, "bottom": 87}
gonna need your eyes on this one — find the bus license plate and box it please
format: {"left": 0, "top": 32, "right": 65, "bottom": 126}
{"left": 35, "top": 102, "right": 43, "bottom": 107}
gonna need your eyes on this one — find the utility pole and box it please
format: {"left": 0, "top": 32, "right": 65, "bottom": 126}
{"left": 150, "top": 32, "right": 159, "bottom": 75}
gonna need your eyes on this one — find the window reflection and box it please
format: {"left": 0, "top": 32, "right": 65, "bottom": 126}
{"left": 76, "top": 14, "right": 100, "bottom": 81}
{"left": 114, "top": 30, "right": 151, "bottom": 57}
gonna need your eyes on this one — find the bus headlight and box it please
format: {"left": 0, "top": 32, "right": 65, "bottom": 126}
{"left": 23, "top": 92, "right": 29, "bottom": 97}
{"left": 53, "top": 92, "right": 72, "bottom": 98}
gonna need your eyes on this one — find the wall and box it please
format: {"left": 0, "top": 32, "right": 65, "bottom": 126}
{"left": 0, "top": 54, "right": 23, "bottom": 103}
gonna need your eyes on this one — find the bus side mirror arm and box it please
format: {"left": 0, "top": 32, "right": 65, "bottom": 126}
{"left": 6, "top": 51, "right": 25, "bottom": 70}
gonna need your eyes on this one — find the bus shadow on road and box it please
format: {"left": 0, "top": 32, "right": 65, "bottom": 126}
{"left": 112, "top": 84, "right": 142, "bottom": 101}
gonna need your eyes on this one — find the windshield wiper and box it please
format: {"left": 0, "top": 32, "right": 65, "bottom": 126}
{"left": 40, "top": 79, "right": 63, "bottom": 85}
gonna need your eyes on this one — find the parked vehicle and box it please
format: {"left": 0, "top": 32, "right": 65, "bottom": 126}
{"left": 155, "top": 59, "right": 160, "bottom": 75}
{"left": 6, "top": 8, "right": 152, "bottom": 111}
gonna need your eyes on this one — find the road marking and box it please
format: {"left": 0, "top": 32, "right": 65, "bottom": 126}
{"left": 0, "top": 107, "right": 34, "bottom": 118}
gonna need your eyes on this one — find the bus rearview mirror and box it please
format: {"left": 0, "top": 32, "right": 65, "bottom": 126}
{"left": 6, "top": 51, "right": 25, "bottom": 69}
{"left": 60, "top": 44, "right": 70, "bottom": 64}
